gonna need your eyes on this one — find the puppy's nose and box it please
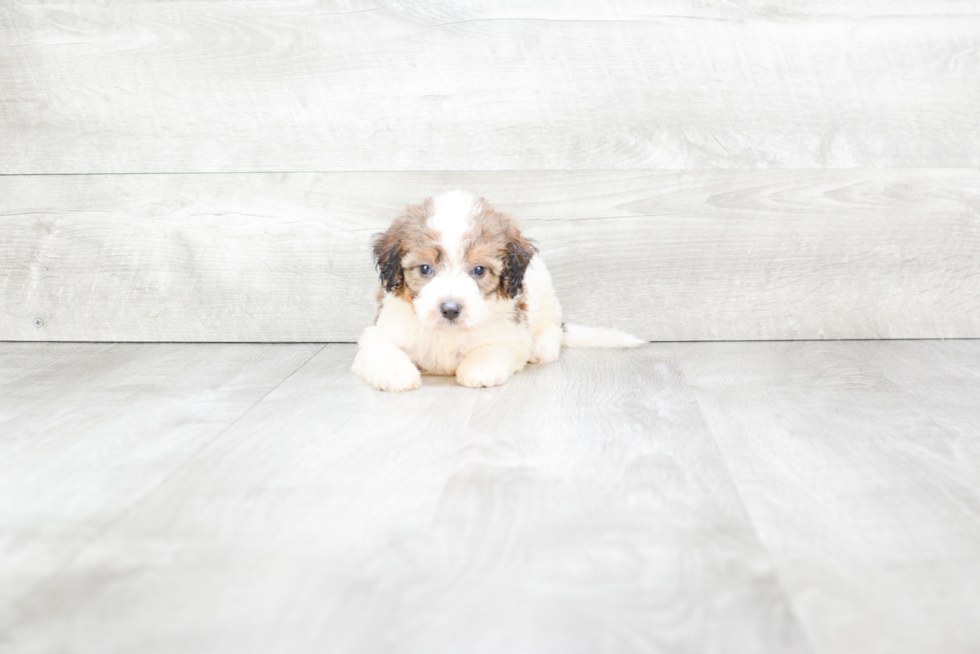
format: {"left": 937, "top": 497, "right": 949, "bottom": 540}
{"left": 440, "top": 301, "right": 462, "bottom": 321}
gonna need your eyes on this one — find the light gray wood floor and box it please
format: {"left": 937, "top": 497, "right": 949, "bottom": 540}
{"left": 1, "top": 341, "right": 979, "bottom": 654}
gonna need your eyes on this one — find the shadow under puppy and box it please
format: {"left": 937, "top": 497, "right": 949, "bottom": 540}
{"left": 352, "top": 190, "right": 643, "bottom": 392}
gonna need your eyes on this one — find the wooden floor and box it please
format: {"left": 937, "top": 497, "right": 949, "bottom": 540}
{"left": 2, "top": 340, "right": 979, "bottom": 654}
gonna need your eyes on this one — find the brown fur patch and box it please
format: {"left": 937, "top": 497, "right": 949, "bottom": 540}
{"left": 374, "top": 287, "right": 385, "bottom": 323}
{"left": 402, "top": 245, "right": 445, "bottom": 298}
{"left": 514, "top": 298, "right": 528, "bottom": 324}
{"left": 372, "top": 199, "right": 441, "bottom": 300}
{"left": 463, "top": 199, "right": 536, "bottom": 298}
{"left": 463, "top": 241, "right": 504, "bottom": 296}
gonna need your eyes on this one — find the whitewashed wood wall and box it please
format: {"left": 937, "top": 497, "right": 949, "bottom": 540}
{"left": 2, "top": 1, "right": 978, "bottom": 341}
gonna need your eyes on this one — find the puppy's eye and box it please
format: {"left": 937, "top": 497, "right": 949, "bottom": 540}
{"left": 419, "top": 265, "right": 432, "bottom": 276}
{"left": 471, "top": 266, "right": 486, "bottom": 277}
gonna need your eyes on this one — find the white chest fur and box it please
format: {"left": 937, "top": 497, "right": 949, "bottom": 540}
{"left": 376, "top": 292, "right": 531, "bottom": 376}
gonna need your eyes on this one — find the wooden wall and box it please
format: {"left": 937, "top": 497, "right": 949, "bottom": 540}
{"left": 2, "top": 1, "right": 978, "bottom": 341}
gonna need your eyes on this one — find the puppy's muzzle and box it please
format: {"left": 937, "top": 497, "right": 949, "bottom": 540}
{"left": 440, "top": 301, "right": 462, "bottom": 322}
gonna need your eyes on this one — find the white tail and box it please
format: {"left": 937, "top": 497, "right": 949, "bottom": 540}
{"left": 561, "top": 323, "right": 645, "bottom": 349}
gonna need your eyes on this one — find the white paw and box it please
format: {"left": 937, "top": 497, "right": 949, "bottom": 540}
{"left": 353, "top": 360, "right": 422, "bottom": 392}
{"left": 531, "top": 337, "right": 561, "bottom": 364}
{"left": 455, "top": 358, "right": 512, "bottom": 388}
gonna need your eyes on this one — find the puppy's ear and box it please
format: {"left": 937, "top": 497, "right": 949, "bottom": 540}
{"left": 500, "top": 228, "right": 536, "bottom": 298}
{"left": 372, "top": 225, "right": 404, "bottom": 293}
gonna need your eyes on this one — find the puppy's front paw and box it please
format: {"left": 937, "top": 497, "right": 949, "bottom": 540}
{"left": 531, "top": 336, "right": 561, "bottom": 364}
{"left": 353, "top": 360, "right": 422, "bottom": 392}
{"left": 378, "top": 364, "right": 422, "bottom": 392}
{"left": 455, "top": 357, "right": 512, "bottom": 388}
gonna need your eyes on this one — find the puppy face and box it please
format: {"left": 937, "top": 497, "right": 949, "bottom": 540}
{"left": 373, "top": 190, "right": 535, "bottom": 329}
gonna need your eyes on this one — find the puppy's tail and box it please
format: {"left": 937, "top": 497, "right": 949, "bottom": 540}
{"left": 561, "top": 323, "right": 645, "bottom": 349}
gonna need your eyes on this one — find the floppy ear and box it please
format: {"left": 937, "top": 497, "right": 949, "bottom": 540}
{"left": 500, "top": 228, "right": 536, "bottom": 298}
{"left": 372, "top": 225, "right": 404, "bottom": 293}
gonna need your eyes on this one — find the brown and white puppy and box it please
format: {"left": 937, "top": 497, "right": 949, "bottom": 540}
{"left": 352, "top": 190, "right": 642, "bottom": 392}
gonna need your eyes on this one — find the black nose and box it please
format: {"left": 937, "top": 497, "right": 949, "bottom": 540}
{"left": 440, "top": 301, "right": 462, "bottom": 321}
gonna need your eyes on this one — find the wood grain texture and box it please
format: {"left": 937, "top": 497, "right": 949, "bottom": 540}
{"left": 2, "top": 1, "right": 978, "bottom": 173}
{"left": 675, "top": 340, "right": 980, "bottom": 654}
{"left": 2, "top": 169, "right": 978, "bottom": 341}
{"left": 0, "top": 342, "right": 322, "bottom": 623}
{"left": 0, "top": 344, "right": 809, "bottom": 654}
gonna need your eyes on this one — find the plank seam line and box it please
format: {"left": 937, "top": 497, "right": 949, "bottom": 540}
{"left": 676, "top": 358, "right": 820, "bottom": 654}
{"left": 0, "top": 343, "right": 327, "bottom": 635}
{"left": 0, "top": 344, "right": 360, "bottom": 348}
{"left": 428, "top": 14, "right": 980, "bottom": 28}
{"left": 3, "top": 338, "right": 978, "bottom": 345}
{"left": 2, "top": 167, "right": 978, "bottom": 176}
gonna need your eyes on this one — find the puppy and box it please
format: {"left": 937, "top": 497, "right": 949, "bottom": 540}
{"left": 352, "top": 190, "right": 643, "bottom": 392}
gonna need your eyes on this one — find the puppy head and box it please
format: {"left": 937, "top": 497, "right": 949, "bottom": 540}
{"left": 372, "top": 190, "right": 535, "bottom": 329}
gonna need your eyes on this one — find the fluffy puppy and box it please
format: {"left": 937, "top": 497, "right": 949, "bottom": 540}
{"left": 352, "top": 190, "right": 642, "bottom": 392}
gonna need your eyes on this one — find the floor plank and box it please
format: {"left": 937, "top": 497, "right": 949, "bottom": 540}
{"left": 675, "top": 340, "right": 980, "bottom": 654}
{"left": 2, "top": 2, "right": 978, "bottom": 173}
{"left": 0, "top": 342, "right": 322, "bottom": 626}
{"left": 0, "top": 345, "right": 808, "bottom": 654}
{"left": 4, "top": 341, "right": 979, "bottom": 653}
{"left": 3, "top": 169, "right": 977, "bottom": 342}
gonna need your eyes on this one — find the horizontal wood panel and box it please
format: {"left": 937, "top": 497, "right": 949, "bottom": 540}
{"left": 2, "top": 169, "right": 978, "bottom": 341}
{"left": 2, "top": 1, "right": 978, "bottom": 173}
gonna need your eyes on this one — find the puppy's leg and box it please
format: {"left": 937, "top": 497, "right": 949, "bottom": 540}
{"left": 456, "top": 344, "right": 525, "bottom": 388}
{"left": 351, "top": 328, "right": 421, "bottom": 392}
{"left": 531, "top": 326, "right": 563, "bottom": 365}
{"left": 523, "top": 257, "right": 564, "bottom": 364}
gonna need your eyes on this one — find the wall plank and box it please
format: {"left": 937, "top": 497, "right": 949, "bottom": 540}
{"left": 2, "top": 1, "right": 978, "bottom": 173}
{"left": 2, "top": 170, "right": 977, "bottom": 341}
